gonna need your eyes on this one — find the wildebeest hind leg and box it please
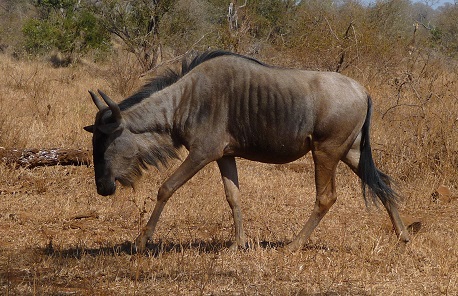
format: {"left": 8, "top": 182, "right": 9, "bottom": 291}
{"left": 217, "top": 156, "right": 247, "bottom": 250}
{"left": 343, "top": 143, "right": 410, "bottom": 242}
{"left": 135, "top": 151, "right": 213, "bottom": 253}
{"left": 285, "top": 150, "right": 339, "bottom": 252}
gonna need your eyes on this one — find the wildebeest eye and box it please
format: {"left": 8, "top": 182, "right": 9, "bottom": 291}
{"left": 97, "top": 122, "right": 121, "bottom": 134}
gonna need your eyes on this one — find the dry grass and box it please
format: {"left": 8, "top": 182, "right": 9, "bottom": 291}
{"left": 1, "top": 53, "right": 457, "bottom": 295}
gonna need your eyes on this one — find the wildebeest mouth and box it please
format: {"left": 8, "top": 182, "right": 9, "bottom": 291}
{"left": 96, "top": 176, "right": 136, "bottom": 196}
{"left": 96, "top": 180, "right": 116, "bottom": 196}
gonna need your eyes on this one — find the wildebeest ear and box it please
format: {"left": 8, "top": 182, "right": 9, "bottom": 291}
{"left": 84, "top": 125, "right": 95, "bottom": 133}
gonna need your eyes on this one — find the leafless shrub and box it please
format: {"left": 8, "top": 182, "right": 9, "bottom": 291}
{"left": 105, "top": 50, "right": 144, "bottom": 97}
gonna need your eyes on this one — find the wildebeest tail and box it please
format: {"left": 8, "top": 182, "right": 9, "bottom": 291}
{"left": 358, "top": 96, "right": 399, "bottom": 206}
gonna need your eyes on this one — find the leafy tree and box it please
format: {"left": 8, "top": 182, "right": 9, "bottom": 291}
{"left": 22, "top": 0, "right": 110, "bottom": 59}
{"left": 22, "top": 18, "right": 58, "bottom": 53}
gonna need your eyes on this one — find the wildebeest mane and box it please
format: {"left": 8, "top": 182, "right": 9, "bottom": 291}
{"left": 119, "top": 50, "right": 265, "bottom": 111}
{"left": 182, "top": 50, "right": 266, "bottom": 74}
{"left": 118, "top": 69, "right": 181, "bottom": 111}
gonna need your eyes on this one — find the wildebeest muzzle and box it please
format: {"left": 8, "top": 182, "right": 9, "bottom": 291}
{"left": 96, "top": 179, "right": 116, "bottom": 196}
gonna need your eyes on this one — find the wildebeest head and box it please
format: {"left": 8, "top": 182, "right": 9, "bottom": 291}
{"left": 84, "top": 90, "right": 141, "bottom": 196}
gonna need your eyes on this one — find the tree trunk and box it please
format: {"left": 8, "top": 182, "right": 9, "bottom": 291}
{"left": 0, "top": 148, "right": 91, "bottom": 168}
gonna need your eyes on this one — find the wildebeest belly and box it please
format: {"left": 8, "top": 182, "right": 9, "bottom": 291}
{"left": 226, "top": 121, "right": 313, "bottom": 164}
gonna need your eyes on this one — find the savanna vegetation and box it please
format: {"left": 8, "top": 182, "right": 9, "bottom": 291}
{"left": 1, "top": 0, "right": 457, "bottom": 294}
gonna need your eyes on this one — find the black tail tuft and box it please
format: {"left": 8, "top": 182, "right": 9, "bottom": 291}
{"left": 358, "top": 96, "right": 399, "bottom": 206}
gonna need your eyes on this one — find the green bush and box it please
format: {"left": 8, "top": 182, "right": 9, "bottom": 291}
{"left": 22, "top": 1, "right": 110, "bottom": 57}
{"left": 22, "top": 18, "right": 58, "bottom": 54}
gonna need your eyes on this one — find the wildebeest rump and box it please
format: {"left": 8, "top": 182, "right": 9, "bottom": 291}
{"left": 84, "top": 51, "right": 410, "bottom": 252}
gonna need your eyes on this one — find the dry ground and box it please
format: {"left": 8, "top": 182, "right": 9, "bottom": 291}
{"left": 0, "top": 54, "right": 457, "bottom": 295}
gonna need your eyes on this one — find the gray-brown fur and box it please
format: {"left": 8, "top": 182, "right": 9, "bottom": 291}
{"left": 84, "top": 51, "right": 410, "bottom": 252}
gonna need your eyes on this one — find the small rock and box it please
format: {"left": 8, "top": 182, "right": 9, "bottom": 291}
{"left": 431, "top": 185, "right": 455, "bottom": 203}
{"left": 402, "top": 214, "right": 422, "bottom": 234}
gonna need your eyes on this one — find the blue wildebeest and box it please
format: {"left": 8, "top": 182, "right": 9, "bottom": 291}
{"left": 84, "top": 51, "right": 410, "bottom": 252}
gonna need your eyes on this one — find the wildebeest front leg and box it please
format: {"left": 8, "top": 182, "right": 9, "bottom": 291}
{"left": 135, "top": 152, "right": 212, "bottom": 253}
{"left": 217, "top": 156, "right": 247, "bottom": 250}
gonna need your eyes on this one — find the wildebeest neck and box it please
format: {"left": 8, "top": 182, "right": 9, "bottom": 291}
{"left": 122, "top": 83, "right": 184, "bottom": 135}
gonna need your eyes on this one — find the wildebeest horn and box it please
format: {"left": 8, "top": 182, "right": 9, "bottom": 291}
{"left": 88, "top": 90, "right": 106, "bottom": 111}
{"left": 97, "top": 89, "right": 122, "bottom": 121}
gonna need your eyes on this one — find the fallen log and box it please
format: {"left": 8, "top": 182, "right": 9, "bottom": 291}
{"left": 0, "top": 147, "right": 92, "bottom": 168}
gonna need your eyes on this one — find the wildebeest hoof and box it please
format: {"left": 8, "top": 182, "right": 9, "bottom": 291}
{"left": 281, "top": 241, "right": 302, "bottom": 253}
{"left": 228, "top": 239, "right": 248, "bottom": 251}
{"left": 134, "top": 234, "right": 148, "bottom": 254}
{"left": 228, "top": 242, "right": 239, "bottom": 251}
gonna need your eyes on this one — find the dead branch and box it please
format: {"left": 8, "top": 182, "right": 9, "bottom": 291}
{"left": 336, "top": 21, "right": 355, "bottom": 73}
{"left": 228, "top": 0, "right": 248, "bottom": 31}
{"left": 381, "top": 103, "right": 425, "bottom": 120}
{"left": 69, "top": 210, "right": 99, "bottom": 220}
{"left": 0, "top": 148, "right": 91, "bottom": 168}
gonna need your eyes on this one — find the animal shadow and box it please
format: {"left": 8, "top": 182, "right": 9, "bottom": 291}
{"left": 42, "top": 239, "right": 336, "bottom": 259}
{"left": 42, "top": 239, "right": 294, "bottom": 258}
